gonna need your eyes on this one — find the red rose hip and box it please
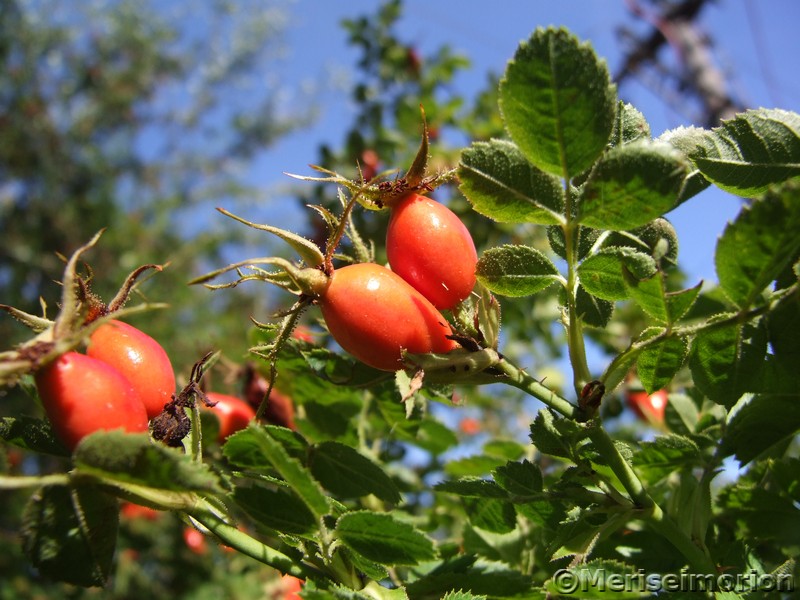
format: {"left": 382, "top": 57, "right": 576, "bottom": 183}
{"left": 317, "top": 263, "right": 458, "bottom": 371}
{"left": 35, "top": 352, "right": 149, "bottom": 451}
{"left": 87, "top": 319, "right": 176, "bottom": 418}
{"left": 387, "top": 193, "right": 478, "bottom": 310}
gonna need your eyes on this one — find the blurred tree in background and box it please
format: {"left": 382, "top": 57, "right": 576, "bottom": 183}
{"left": 0, "top": 0, "right": 311, "bottom": 377}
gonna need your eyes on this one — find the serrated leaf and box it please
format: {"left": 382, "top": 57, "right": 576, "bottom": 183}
{"left": 529, "top": 409, "right": 585, "bottom": 459}
{"left": 444, "top": 455, "right": 506, "bottom": 478}
{"left": 686, "top": 108, "right": 800, "bottom": 196}
{"left": 546, "top": 558, "right": 651, "bottom": 598}
{"left": 464, "top": 497, "right": 517, "bottom": 533}
{"left": 309, "top": 441, "right": 401, "bottom": 504}
{"left": 578, "top": 247, "right": 658, "bottom": 301}
{"left": 718, "top": 484, "right": 800, "bottom": 548}
{"left": 576, "top": 285, "right": 614, "bottom": 328}
{"left": 406, "top": 559, "right": 535, "bottom": 599}
{"left": 335, "top": 511, "right": 437, "bottom": 566}
{"left": 624, "top": 270, "right": 669, "bottom": 322}
{"left": 74, "top": 431, "right": 221, "bottom": 494}
{"left": 233, "top": 484, "right": 317, "bottom": 535}
{"left": 666, "top": 282, "right": 703, "bottom": 323}
{"left": 476, "top": 245, "right": 561, "bottom": 297}
{"left": 688, "top": 315, "right": 768, "bottom": 407}
{"left": 548, "top": 225, "right": 601, "bottom": 261}
{"left": 458, "top": 139, "right": 565, "bottom": 224}
{"left": 22, "top": 484, "right": 118, "bottom": 587}
{"left": 0, "top": 416, "right": 69, "bottom": 456}
{"left": 633, "top": 435, "right": 701, "bottom": 482}
{"left": 637, "top": 336, "right": 689, "bottom": 393}
{"left": 610, "top": 102, "right": 651, "bottom": 146}
{"left": 658, "top": 125, "right": 713, "bottom": 205}
{"left": 245, "top": 424, "right": 330, "bottom": 518}
{"left": 499, "top": 27, "right": 616, "bottom": 177}
{"left": 434, "top": 477, "right": 509, "bottom": 499}
{"left": 442, "top": 591, "right": 488, "bottom": 600}
{"left": 664, "top": 393, "right": 700, "bottom": 435}
{"left": 493, "top": 460, "right": 543, "bottom": 496}
{"left": 715, "top": 185, "right": 800, "bottom": 308}
{"left": 223, "top": 425, "right": 309, "bottom": 468}
{"left": 580, "top": 141, "right": 689, "bottom": 230}
{"left": 722, "top": 394, "right": 800, "bottom": 465}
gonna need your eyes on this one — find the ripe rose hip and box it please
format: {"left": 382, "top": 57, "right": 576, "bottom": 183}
{"left": 87, "top": 319, "right": 176, "bottom": 418}
{"left": 387, "top": 193, "right": 477, "bottom": 310}
{"left": 204, "top": 392, "right": 256, "bottom": 442}
{"left": 35, "top": 352, "right": 149, "bottom": 451}
{"left": 317, "top": 262, "right": 458, "bottom": 371}
{"left": 626, "top": 389, "right": 668, "bottom": 424}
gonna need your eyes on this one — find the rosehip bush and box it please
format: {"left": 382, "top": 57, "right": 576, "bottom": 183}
{"left": 2, "top": 25, "right": 800, "bottom": 600}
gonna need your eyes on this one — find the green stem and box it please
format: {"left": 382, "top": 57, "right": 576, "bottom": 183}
{"left": 562, "top": 185, "right": 592, "bottom": 396}
{"left": 189, "top": 508, "right": 327, "bottom": 581}
{"left": 494, "top": 357, "right": 580, "bottom": 420}
{"left": 587, "top": 425, "right": 716, "bottom": 574}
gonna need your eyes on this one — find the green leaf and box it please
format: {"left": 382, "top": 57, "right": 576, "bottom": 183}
{"left": 309, "top": 441, "right": 401, "bottom": 503}
{"left": 476, "top": 245, "right": 561, "bottom": 297}
{"left": 406, "top": 558, "right": 535, "bottom": 599}
{"left": 548, "top": 225, "right": 600, "bottom": 261}
{"left": 666, "top": 282, "right": 703, "bottom": 323}
{"left": 633, "top": 435, "right": 702, "bottom": 483}
{"left": 0, "top": 416, "right": 69, "bottom": 456}
{"left": 658, "top": 125, "right": 713, "bottom": 205}
{"left": 335, "top": 511, "right": 437, "bottom": 566}
{"left": 715, "top": 184, "right": 800, "bottom": 308}
{"left": 624, "top": 271, "right": 669, "bottom": 323}
{"left": 444, "top": 455, "right": 506, "bottom": 478}
{"left": 223, "top": 425, "right": 308, "bottom": 467}
{"left": 245, "top": 424, "right": 330, "bottom": 518}
{"left": 610, "top": 102, "right": 651, "bottom": 146}
{"left": 686, "top": 108, "right": 800, "bottom": 196}
{"left": 722, "top": 394, "right": 800, "bottom": 465}
{"left": 688, "top": 315, "right": 768, "bottom": 407}
{"left": 580, "top": 141, "right": 689, "bottom": 230}
{"left": 601, "top": 218, "right": 679, "bottom": 268}
{"left": 73, "top": 431, "right": 221, "bottom": 495}
{"left": 434, "top": 477, "right": 509, "bottom": 499}
{"left": 22, "top": 484, "right": 118, "bottom": 587}
{"left": 464, "top": 498, "right": 517, "bottom": 533}
{"left": 482, "top": 439, "right": 525, "bottom": 461}
{"left": 578, "top": 247, "right": 658, "bottom": 301}
{"left": 493, "top": 460, "right": 544, "bottom": 497}
{"left": 770, "top": 458, "right": 800, "bottom": 503}
{"left": 718, "top": 483, "right": 800, "bottom": 547}
{"left": 546, "top": 558, "right": 652, "bottom": 598}
{"left": 529, "top": 409, "right": 585, "bottom": 459}
{"left": 637, "top": 335, "right": 689, "bottom": 393}
{"left": 499, "top": 27, "right": 617, "bottom": 177}
{"left": 458, "top": 139, "right": 565, "bottom": 224}
{"left": 575, "top": 285, "right": 614, "bottom": 328}
{"left": 442, "top": 591, "right": 488, "bottom": 600}
{"left": 663, "top": 393, "right": 700, "bottom": 436}
{"left": 233, "top": 484, "right": 317, "bottom": 535}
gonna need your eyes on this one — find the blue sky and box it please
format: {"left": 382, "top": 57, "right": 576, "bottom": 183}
{"left": 254, "top": 0, "right": 800, "bottom": 285}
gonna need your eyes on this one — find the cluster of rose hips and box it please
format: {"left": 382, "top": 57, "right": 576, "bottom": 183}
{"left": 33, "top": 317, "right": 286, "bottom": 451}
{"left": 315, "top": 191, "right": 478, "bottom": 371}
